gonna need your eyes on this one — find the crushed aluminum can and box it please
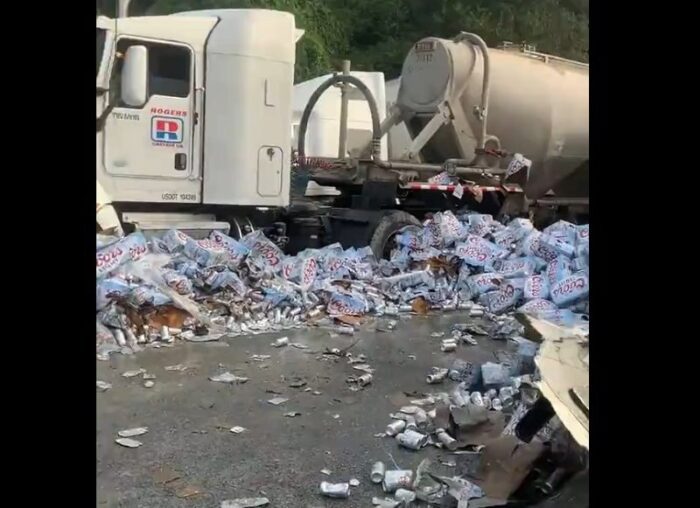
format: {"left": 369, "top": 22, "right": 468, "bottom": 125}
{"left": 436, "top": 428, "right": 458, "bottom": 451}
{"left": 230, "top": 426, "right": 247, "bottom": 434}
{"left": 396, "top": 429, "right": 429, "bottom": 450}
{"left": 118, "top": 427, "right": 148, "bottom": 438}
{"left": 386, "top": 419, "right": 406, "bottom": 436}
{"left": 358, "top": 373, "right": 373, "bottom": 386}
{"left": 122, "top": 368, "right": 146, "bottom": 378}
{"left": 426, "top": 367, "right": 449, "bottom": 384}
{"left": 319, "top": 481, "right": 350, "bottom": 499}
{"left": 441, "top": 340, "right": 457, "bottom": 352}
{"left": 491, "top": 397, "right": 504, "bottom": 411}
{"left": 271, "top": 336, "right": 289, "bottom": 347}
{"left": 221, "top": 497, "right": 270, "bottom": 508}
{"left": 331, "top": 325, "right": 355, "bottom": 335}
{"left": 137, "top": 333, "right": 147, "bottom": 345}
{"left": 267, "top": 397, "right": 289, "bottom": 406}
{"left": 164, "top": 364, "right": 190, "bottom": 371}
{"left": 371, "top": 461, "right": 386, "bottom": 483}
{"left": 395, "top": 489, "right": 417, "bottom": 503}
{"left": 144, "top": 380, "right": 155, "bottom": 388}
{"left": 382, "top": 470, "right": 414, "bottom": 493}
{"left": 115, "top": 437, "right": 142, "bottom": 448}
{"left": 96, "top": 380, "right": 111, "bottom": 391}
{"left": 349, "top": 478, "right": 360, "bottom": 487}
{"left": 461, "top": 333, "right": 478, "bottom": 345}
{"left": 209, "top": 372, "right": 249, "bottom": 384}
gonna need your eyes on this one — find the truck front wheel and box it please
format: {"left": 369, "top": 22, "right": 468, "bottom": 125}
{"left": 369, "top": 211, "right": 422, "bottom": 259}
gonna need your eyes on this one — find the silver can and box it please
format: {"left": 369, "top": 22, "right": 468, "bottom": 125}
{"left": 436, "top": 428, "right": 459, "bottom": 451}
{"left": 112, "top": 329, "right": 127, "bottom": 347}
{"left": 386, "top": 419, "right": 406, "bottom": 436}
{"left": 486, "top": 388, "right": 498, "bottom": 399}
{"left": 382, "top": 470, "right": 414, "bottom": 493}
{"left": 426, "top": 367, "right": 449, "bottom": 384}
{"left": 469, "top": 308, "right": 485, "bottom": 317}
{"left": 358, "top": 373, "right": 373, "bottom": 386}
{"left": 396, "top": 429, "right": 428, "bottom": 450}
{"left": 272, "top": 336, "right": 289, "bottom": 347}
{"left": 491, "top": 397, "right": 504, "bottom": 411}
{"left": 451, "top": 387, "right": 467, "bottom": 407}
{"left": 370, "top": 461, "right": 386, "bottom": 484}
{"left": 470, "top": 391, "right": 485, "bottom": 407}
{"left": 160, "top": 326, "right": 173, "bottom": 343}
{"left": 289, "top": 306, "right": 302, "bottom": 317}
{"left": 333, "top": 325, "right": 355, "bottom": 335}
{"left": 395, "top": 488, "right": 417, "bottom": 503}
{"left": 398, "top": 304, "right": 413, "bottom": 313}
{"left": 319, "top": 481, "right": 350, "bottom": 498}
{"left": 440, "top": 340, "right": 457, "bottom": 352}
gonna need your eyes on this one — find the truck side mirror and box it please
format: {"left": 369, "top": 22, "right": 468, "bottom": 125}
{"left": 121, "top": 45, "right": 148, "bottom": 107}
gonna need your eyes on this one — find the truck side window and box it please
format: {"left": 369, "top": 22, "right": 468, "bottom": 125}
{"left": 111, "top": 39, "right": 191, "bottom": 107}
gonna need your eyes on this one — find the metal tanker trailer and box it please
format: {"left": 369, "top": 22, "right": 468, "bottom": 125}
{"left": 396, "top": 37, "right": 589, "bottom": 203}
{"left": 298, "top": 32, "right": 589, "bottom": 228}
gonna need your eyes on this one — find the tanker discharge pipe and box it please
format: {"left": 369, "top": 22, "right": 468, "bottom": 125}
{"left": 453, "top": 32, "right": 491, "bottom": 150}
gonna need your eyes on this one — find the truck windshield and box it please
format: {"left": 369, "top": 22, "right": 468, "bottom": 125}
{"left": 97, "top": 28, "right": 106, "bottom": 78}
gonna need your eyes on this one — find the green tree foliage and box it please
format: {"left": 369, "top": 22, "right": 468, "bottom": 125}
{"left": 98, "top": 0, "right": 588, "bottom": 81}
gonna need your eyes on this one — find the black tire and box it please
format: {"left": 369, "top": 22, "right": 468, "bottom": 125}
{"left": 369, "top": 210, "right": 422, "bottom": 259}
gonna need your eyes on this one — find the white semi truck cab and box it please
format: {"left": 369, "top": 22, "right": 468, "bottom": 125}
{"left": 96, "top": 9, "right": 303, "bottom": 235}
{"left": 97, "top": 8, "right": 588, "bottom": 256}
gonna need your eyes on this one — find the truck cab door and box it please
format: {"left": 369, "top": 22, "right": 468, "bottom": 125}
{"left": 103, "top": 38, "right": 195, "bottom": 181}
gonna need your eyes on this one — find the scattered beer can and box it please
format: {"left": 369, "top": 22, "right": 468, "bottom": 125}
{"left": 271, "top": 336, "right": 289, "bottom": 347}
{"left": 386, "top": 419, "right": 406, "bottom": 436}
{"left": 491, "top": 397, "right": 504, "bottom": 411}
{"left": 426, "top": 367, "right": 449, "bottom": 384}
{"left": 113, "top": 329, "right": 127, "bottom": 347}
{"left": 395, "top": 488, "right": 417, "bottom": 503}
{"left": 470, "top": 391, "right": 485, "bottom": 407}
{"left": 436, "top": 428, "right": 459, "bottom": 451}
{"left": 441, "top": 340, "right": 457, "bottom": 352}
{"left": 358, "top": 373, "right": 373, "bottom": 386}
{"left": 118, "top": 427, "right": 148, "bottom": 438}
{"left": 115, "top": 437, "right": 142, "bottom": 448}
{"left": 382, "top": 470, "right": 414, "bottom": 493}
{"left": 396, "top": 429, "right": 429, "bottom": 450}
{"left": 371, "top": 461, "right": 386, "bottom": 483}
{"left": 319, "top": 481, "right": 350, "bottom": 498}
{"left": 160, "top": 326, "right": 173, "bottom": 343}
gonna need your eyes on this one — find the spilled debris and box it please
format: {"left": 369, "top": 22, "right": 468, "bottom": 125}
{"left": 97, "top": 215, "right": 588, "bottom": 506}
{"left": 96, "top": 215, "right": 588, "bottom": 361}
